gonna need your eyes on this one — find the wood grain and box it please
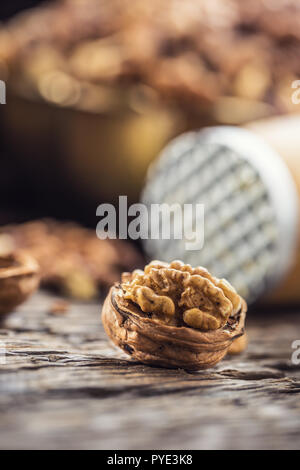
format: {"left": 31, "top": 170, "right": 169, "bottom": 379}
{"left": 0, "top": 291, "right": 299, "bottom": 450}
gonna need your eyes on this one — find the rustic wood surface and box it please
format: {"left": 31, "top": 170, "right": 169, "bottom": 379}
{"left": 0, "top": 291, "right": 299, "bottom": 450}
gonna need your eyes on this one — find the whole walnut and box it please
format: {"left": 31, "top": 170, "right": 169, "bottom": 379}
{"left": 102, "top": 260, "right": 247, "bottom": 370}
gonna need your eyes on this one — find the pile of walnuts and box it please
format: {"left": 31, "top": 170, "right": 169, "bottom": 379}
{"left": 1, "top": 0, "right": 299, "bottom": 118}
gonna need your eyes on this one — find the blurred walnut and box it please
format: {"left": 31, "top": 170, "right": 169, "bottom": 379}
{"left": 102, "top": 260, "right": 247, "bottom": 370}
{"left": 0, "top": 251, "right": 40, "bottom": 314}
{"left": 0, "top": 219, "right": 143, "bottom": 300}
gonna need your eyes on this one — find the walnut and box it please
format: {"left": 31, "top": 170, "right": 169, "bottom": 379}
{"left": 1, "top": 219, "right": 143, "bottom": 300}
{"left": 0, "top": 251, "right": 40, "bottom": 315}
{"left": 102, "top": 260, "right": 247, "bottom": 370}
{"left": 122, "top": 260, "right": 241, "bottom": 331}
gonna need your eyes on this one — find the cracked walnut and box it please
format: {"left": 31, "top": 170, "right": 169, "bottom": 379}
{"left": 122, "top": 260, "right": 242, "bottom": 331}
{"left": 102, "top": 260, "right": 247, "bottom": 370}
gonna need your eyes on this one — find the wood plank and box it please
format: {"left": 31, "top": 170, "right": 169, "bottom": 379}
{"left": 0, "top": 291, "right": 299, "bottom": 450}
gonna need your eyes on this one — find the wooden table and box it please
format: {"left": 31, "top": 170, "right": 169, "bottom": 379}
{"left": 0, "top": 291, "right": 299, "bottom": 450}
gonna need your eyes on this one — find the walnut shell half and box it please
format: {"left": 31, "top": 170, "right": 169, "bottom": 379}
{"left": 102, "top": 284, "right": 247, "bottom": 371}
{"left": 0, "top": 251, "right": 40, "bottom": 314}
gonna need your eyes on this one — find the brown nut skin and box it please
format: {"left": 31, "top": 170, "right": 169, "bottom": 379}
{"left": 102, "top": 285, "right": 247, "bottom": 371}
{"left": 227, "top": 332, "right": 248, "bottom": 355}
{"left": 0, "top": 251, "right": 40, "bottom": 315}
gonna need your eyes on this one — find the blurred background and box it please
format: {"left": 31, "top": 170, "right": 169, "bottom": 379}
{"left": 1, "top": 0, "right": 300, "bottom": 222}
{"left": 0, "top": 1, "right": 44, "bottom": 21}
{"left": 0, "top": 0, "right": 300, "bottom": 302}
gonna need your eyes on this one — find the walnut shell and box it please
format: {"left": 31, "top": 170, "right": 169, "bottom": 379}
{"left": 0, "top": 251, "right": 40, "bottom": 314}
{"left": 102, "top": 284, "right": 247, "bottom": 370}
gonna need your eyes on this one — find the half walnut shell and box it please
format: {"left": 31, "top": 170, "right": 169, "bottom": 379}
{"left": 0, "top": 251, "right": 40, "bottom": 314}
{"left": 102, "top": 284, "right": 247, "bottom": 371}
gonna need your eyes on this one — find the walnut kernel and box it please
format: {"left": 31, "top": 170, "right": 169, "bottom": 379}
{"left": 227, "top": 332, "right": 248, "bottom": 355}
{"left": 122, "top": 260, "right": 241, "bottom": 331}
